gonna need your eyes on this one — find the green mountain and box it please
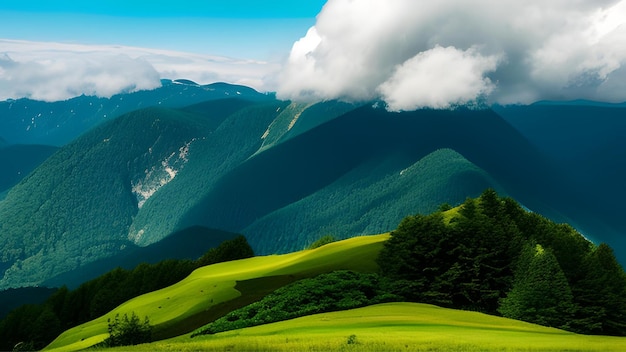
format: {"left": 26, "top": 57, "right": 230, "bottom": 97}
{"left": 1, "top": 90, "right": 625, "bottom": 290}
{"left": 0, "top": 106, "right": 217, "bottom": 288}
{"left": 494, "top": 103, "right": 626, "bottom": 264}
{"left": 0, "top": 144, "right": 59, "bottom": 198}
{"left": 0, "top": 79, "right": 270, "bottom": 147}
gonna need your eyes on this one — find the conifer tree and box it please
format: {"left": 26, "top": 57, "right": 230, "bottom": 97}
{"left": 499, "top": 244, "right": 575, "bottom": 329}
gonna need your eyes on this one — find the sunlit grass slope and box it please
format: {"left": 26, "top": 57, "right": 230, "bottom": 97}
{"left": 44, "top": 234, "right": 389, "bottom": 351}
{"left": 112, "top": 302, "right": 626, "bottom": 352}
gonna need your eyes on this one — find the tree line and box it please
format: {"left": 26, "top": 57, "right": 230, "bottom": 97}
{"left": 0, "top": 235, "right": 253, "bottom": 351}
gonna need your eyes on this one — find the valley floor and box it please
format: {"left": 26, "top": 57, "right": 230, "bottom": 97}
{"left": 105, "top": 303, "right": 626, "bottom": 352}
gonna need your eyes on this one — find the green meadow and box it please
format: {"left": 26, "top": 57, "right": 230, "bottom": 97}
{"left": 109, "top": 303, "right": 626, "bottom": 352}
{"left": 44, "top": 234, "right": 388, "bottom": 351}
{"left": 42, "top": 231, "right": 626, "bottom": 352}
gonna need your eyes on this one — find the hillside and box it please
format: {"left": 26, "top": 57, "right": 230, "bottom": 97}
{"left": 179, "top": 105, "right": 570, "bottom": 254}
{"left": 0, "top": 80, "right": 271, "bottom": 146}
{"left": 3, "top": 96, "right": 621, "bottom": 289}
{"left": 42, "top": 191, "right": 626, "bottom": 350}
{"left": 44, "top": 234, "right": 389, "bottom": 351}
{"left": 0, "top": 106, "right": 217, "bottom": 288}
{"left": 0, "top": 144, "right": 59, "bottom": 198}
{"left": 494, "top": 103, "right": 626, "bottom": 264}
{"left": 113, "top": 303, "right": 626, "bottom": 352}
{"left": 245, "top": 148, "right": 503, "bottom": 254}
{"left": 42, "top": 227, "right": 239, "bottom": 289}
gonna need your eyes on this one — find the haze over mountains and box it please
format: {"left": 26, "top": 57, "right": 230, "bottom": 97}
{"left": 0, "top": 82, "right": 624, "bottom": 289}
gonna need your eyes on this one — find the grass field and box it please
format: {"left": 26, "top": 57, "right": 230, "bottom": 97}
{"left": 43, "top": 234, "right": 389, "bottom": 351}
{"left": 108, "top": 302, "right": 626, "bottom": 352}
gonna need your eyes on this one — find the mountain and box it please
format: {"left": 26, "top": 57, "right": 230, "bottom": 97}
{"left": 179, "top": 105, "right": 568, "bottom": 254}
{"left": 1, "top": 89, "right": 625, "bottom": 289}
{"left": 0, "top": 105, "right": 217, "bottom": 288}
{"left": 0, "top": 144, "right": 59, "bottom": 199}
{"left": 494, "top": 103, "right": 626, "bottom": 259}
{"left": 0, "top": 79, "right": 271, "bottom": 147}
{"left": 42, "top": 227, "right": 240, "bottom": 289}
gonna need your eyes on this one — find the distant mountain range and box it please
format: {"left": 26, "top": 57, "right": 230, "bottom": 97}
{"left": 0, "top": 82, "right": 624, "bottom": 289}
{"left": 0, "top": 79, "right": 270, "bottom": 147}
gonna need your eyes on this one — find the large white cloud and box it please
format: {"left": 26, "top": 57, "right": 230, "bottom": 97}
{"left": 0, "top": 39, "right": 279, "bottom": 102}
{"left": 276, "top": 0, "right": 626, "bottom": 110}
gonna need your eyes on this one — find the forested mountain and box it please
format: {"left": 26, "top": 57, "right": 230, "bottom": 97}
{"left": 0, "top": 79, "right": 270, "bottom": 147}
{"left": 0, "top": 84, "right": 624, "bottom": 290}
{"left": 0, "top": 144, "right": 59, "bottom": 199}
{"left": 495, "top": 103, "right": 626, "bottom": 261}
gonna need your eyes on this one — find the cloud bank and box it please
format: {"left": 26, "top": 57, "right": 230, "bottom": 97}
{"left": 277, "top": 0, "right": 626, "bottom": 110}
{"left": 0, "top": 40, "right": 278, "bottom": 102}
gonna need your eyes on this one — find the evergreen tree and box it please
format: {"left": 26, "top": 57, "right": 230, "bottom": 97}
{"left": 499, "top": 244, "right": 575, "bottom": 329}
{"left": 572, "top": 243, "right": 626, "bottom": 335}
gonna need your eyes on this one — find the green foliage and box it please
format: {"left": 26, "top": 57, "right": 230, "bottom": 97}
{"left": 378, "top": 189, "right": 626, "bottom": 335}
{"left": 307, "top": 235, "right": 338, "bottom": 249}
{"left": 346, "top": 334, "right": 358, "bottom": 345}
{"left": 196, "top": 235, "right": 254, "bottom": 267}
{"left": 191, "top": 271, "right": 399, "bottom": 337}
{"left": 247, "top": 148, "right": 502, "bottom": 255}
{"left": 104, "top": 312, "right": 152, "bottom": 347}
{"left": 499, "top": 244, "right": 575, "bottom": 329}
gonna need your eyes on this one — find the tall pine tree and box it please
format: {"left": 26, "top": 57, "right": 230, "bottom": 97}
{"left": 499, "top": 244, "right": 575, "bottom": 329}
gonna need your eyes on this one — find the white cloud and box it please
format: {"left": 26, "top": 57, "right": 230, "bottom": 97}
{"left": 378, "top": 46, "right": 499, "bottom": 110}
{"left": 0, "top": 39, "right": 279, "bottom": 102}
{"left": 277, "top": 0, "right": 626, "bottom": 109}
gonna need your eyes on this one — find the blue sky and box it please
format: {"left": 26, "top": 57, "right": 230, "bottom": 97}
{"left": 1, "top": 0, "right": 625, "bottom": 105}
{"left": 0, "top": 1, "right": 326, "bottom": 59}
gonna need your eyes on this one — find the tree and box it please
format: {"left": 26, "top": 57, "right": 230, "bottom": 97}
{"left": 105, "top": 312, "right": 152, "bottom": 347}
{"left": 308, "top": 235, "right": 337, "bottom": 249}
{"left": 196, "top": 235, "right": 254, "bottom": 267}
{"left": 499, "top": 244, "right": 575, "bottom": 329}
{"left": 572, "top": 243, "right": 626, "bottom": 335}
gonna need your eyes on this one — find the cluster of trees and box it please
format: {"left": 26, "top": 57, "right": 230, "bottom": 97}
{"left": 378, "top": 189, "right": 626, "bottom": 335}
{"left": 0, "top": 235, "right": 253, "bottom": 350}
{"left": 192, "top": 270, "right": 398, "bottom": 336}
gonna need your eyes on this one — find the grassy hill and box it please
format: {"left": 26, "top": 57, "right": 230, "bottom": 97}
{"left": 109, "top": 303, "right": 626, "bottom": 352}
{"left": 44, "top": 234, "right": 389, "bottom": 351}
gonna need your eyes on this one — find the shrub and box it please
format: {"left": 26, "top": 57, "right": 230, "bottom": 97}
{"left": 104, "top": 312, "right": 152, "bottom": 347}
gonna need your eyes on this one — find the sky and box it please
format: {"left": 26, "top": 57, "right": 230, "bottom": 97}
{"left": 1, "top": 1, "right": 626, "bottom": 108}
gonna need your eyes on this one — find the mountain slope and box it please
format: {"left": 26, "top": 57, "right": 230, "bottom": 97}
{"left": 2, "top": 96, "right": 625, "bottom": 288}
{"left": 0, "top": 80, "right": 270, "bottom": 146}
{"left": 245, "top": 148, "right": 504, "bottom": 254}
{"left": 133, "top": 303, "right": 626, "bottom": 352}
{"left": 494, "top": 103, "right": 626, "bottom": 263}
{"left": 178, "top": 105, "right": 570, "bottom": 254}
{"left": 0, "top": 107, "right": 215, "bottom": 288}
{"left": 44, "top": 234, "right": 389, "bottom": 351}
{"left": 0, "top": 144, "right": 59, "bottom": 198}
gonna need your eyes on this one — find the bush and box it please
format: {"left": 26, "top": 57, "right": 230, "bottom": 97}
{"left": 104, "top": 312, "right": 152, "bottom": 347}
{"left": 307, "top": 235, "right": 338, "bottom": 250}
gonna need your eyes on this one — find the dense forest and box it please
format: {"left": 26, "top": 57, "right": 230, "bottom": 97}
{"left": 0, "top": 236, "right": 253, "bottom": 351}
